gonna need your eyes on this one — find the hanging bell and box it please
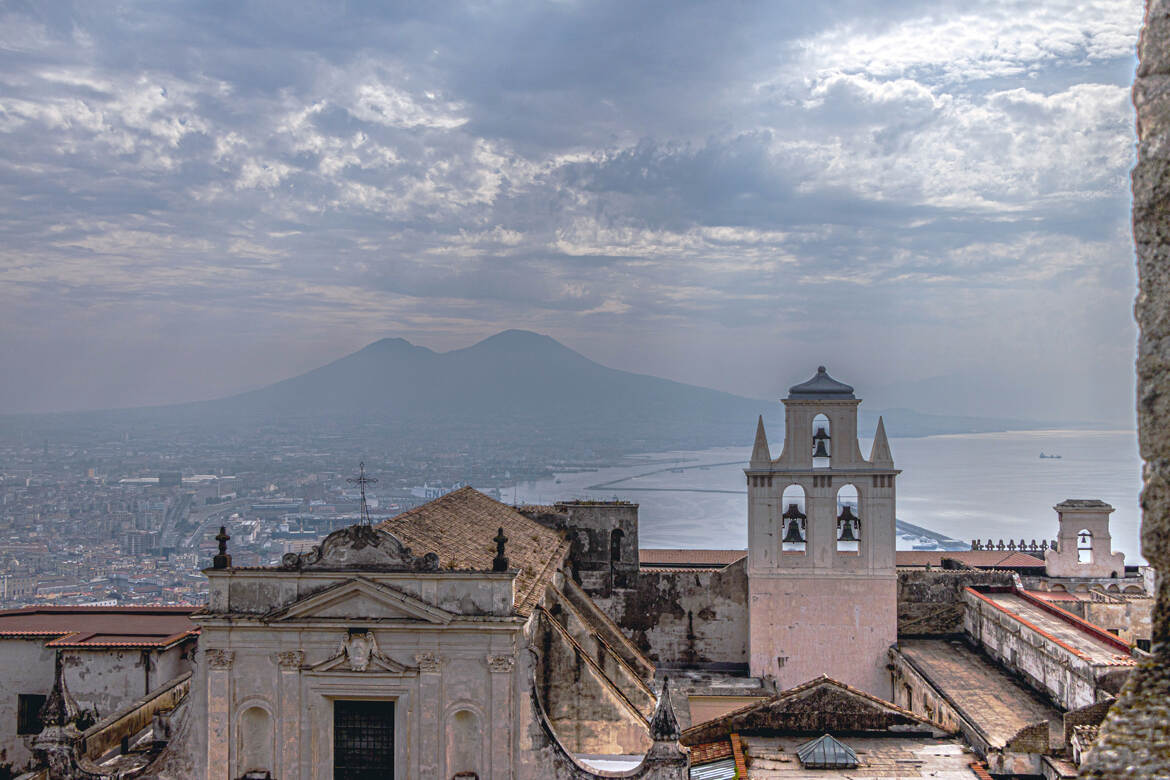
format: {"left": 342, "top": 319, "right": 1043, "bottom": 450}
{"left": 837, "top": 505, "right": 859, "bottom": 542}
{"left": 782, "top": 519, "right": 806, "bottom": 544}
{"left": 812, "top": 439, "right": 830, "bottom": 458}
{"left": 1078, "top": 531, "right": 1091, "bottom": 546}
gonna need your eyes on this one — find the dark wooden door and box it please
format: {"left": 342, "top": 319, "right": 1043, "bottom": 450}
{"left": 333, "top": 700, "right": 395, "bottom": 780}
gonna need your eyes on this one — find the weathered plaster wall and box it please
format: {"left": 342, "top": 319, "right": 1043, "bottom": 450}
{"left": 889, "top": 646, "right": 1046, "bottom": 776}
{"left": 546, "top": 587, "right": 656, "bottom": 718}
{"left": 897, "top": 570, "right": 1016, "bottom": 636}
{"left": 0, "top": 639, "right": 55, "bottom": 776}
{"left": 0, "top": 639, "right": 193, "bottom": 777}
{"left": 963, "top": 591, "right": 1126, "bottom": 711}
{"left": 888, "top": 647, "right": 962, "bottom": 733}
{"left": 590, "top": 560, "right": 749, "bottom": 668}
{"left": 1060, "top": 596, "right": 1154, "bottom": 646}
{"left": 749, "top": 575, "right": 896, "bottom": 698}
{"left": 1082, "top": 0, "right": 1170, "bottom": 774}
{"left": 536, "top": 608, "right": 652, "bottom": 755}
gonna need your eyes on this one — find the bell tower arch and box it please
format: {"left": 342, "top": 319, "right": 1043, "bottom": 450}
{"left": 745, "top": 367, "right": 899, "bottom": 698}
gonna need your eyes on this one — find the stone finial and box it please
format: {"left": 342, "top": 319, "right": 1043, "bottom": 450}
{"left": 212, "top": 525, "right": 231, "bottom": 569}
{"left": 750, "top": 415, "right": 771, "bottom": 468}
{"left": 649, "top": 677, "right": 681, "bottom": 741}
{"left": 493, "top": 527, "right": 509, "bottom": 572}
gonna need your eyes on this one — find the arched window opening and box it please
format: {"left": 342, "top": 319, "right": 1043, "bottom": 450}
{"left": 836, "top": 484, "right": 860, "bottom": 553}
{"left": 610, "top": 528, "right": 624, "bottom": 563}
{"left": 239, "top": 706, "right": 273, "bottom": 777}
{"left": 812, "top": 414, "right": 831, "bottom": 468}
{"left": 446, "top": 709, "right": 482, "bottom": 779}
{"left": 781, "top": 485, "right": 807, "bottom": 553}
{"left": 1077, "top": 529, "right": 1093, "bottom": 564}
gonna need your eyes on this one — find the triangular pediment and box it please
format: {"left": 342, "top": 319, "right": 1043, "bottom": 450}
{"left": 310, "top": 651, "right": 414, "bottom": 675}
{"left": 266, "top": 577, "right": 454, "bottom": 624}
{"left": 681, "top": 676, "right": 947, "bottom": 745}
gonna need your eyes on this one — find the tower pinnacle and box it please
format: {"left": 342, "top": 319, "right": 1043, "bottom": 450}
{"left": 750, "top": 415, "right": 771, "bottom": 468}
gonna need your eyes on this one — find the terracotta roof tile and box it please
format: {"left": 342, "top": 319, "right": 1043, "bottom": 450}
{"left": 896, "top": 550, "right": 1045, "bottom": 568}
{"left": 689, "top": 739, "right": 733, "bottom": 764}
{"left": 379, "top": 486, "right": 569, "bottom": 616}
{"left": 640, "top": 549, "right": 747, "bottom": 567}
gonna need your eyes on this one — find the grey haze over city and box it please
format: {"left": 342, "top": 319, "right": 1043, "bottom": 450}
{"left": 0, "top": 0, "right": 1145, "bottom": 424}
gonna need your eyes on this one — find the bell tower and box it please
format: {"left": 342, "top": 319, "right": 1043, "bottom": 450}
{"left": 746, "top": 367, "right": 898, "bottom": 698}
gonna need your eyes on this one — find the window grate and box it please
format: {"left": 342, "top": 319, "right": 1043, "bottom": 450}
{"left": 334, "top": 700, "right": 394, "bottom": 780}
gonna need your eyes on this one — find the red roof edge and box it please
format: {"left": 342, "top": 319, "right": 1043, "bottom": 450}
{"left": 1013, "top": 588, "right": 1133, "bottom": 653}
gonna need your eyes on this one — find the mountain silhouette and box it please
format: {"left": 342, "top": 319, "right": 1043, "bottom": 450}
{"left": 198, "top": 329, "right": 765, "bottom": 429}
{"left": 1, "top": 330, "right": 1067, "bottom": 451}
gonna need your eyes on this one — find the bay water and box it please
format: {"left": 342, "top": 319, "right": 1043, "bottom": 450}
{"left": 509, "top": 429, "right": 1144, "bottom": 561}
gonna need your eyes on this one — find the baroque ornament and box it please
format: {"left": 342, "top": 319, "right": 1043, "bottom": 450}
{"left": 414, "top": 652, "right": 441, "bottom": 673}
{"left": 206, "top": 649, "right": 235, "bottom": 670}
{"left": 279, "top": 524, "right": 440, "bottom": 572}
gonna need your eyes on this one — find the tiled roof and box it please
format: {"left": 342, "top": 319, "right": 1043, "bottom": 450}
{"left": 642, "top": 548, "right": 1046, "bottom": 570}
{"left": 379, "top": 486, "right": 569, "bottom": 616}
{"left": 1027, "top": 589, "right": 1083, "bottom": 602}
{"left": 640, "top": 549, "right": 747, "bottom": 568}
{"left": 0, "top": 606, "right": 198, "bottom": 648}
{"left": 688, "top": 739, "right": 732, "bottom": 765}
{"left": 896, "top": 550, "right": 1045, "bottom": 568}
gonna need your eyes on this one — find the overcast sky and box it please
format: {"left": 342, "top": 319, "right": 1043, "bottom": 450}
{"left": 0, "top": 0, "right": 1144, "bottom": 422}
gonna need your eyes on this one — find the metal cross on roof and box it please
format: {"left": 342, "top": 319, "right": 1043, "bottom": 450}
{"left": 347, "top": 461, "right": 378, "bottom": 526}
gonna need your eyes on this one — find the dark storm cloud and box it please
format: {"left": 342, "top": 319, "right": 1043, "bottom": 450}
{"left": 0, "top": 0, "right": 1145, "bottom": 420}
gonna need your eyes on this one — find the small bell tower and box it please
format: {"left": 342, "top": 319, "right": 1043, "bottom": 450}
{"left": 745, "top": 367, "right": 899, "bottom": 698}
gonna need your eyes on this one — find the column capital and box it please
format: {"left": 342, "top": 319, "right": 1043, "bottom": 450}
{"left": 487, "top": 654, "right": 515, "bottom": 673}
{"left": 414, "top": 652, "right": 441, "bottom": 673}
{"left": 275, "top": 650, "right": 304, "bottom": 670}
{"left": 206, "top": 649, "right": 235, "bottom": 670}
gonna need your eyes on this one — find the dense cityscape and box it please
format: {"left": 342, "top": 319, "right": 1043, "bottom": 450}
{"left": 0, "top": 427, "right": 581, "bottom": 608}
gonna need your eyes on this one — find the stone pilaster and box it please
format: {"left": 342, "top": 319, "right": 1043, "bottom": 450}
{"left": 205, "top": 649, "right": 234, "bottom": 780}
{"left": 487, "top": 654, "right": 515, "bottom": 778}
{"left": 415, "top": 652, "right": 441, "bottom": 778}
{"left": 275, "top": 650, "right": 303, "bottom": 779}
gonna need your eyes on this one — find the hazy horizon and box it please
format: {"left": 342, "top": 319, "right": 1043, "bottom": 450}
{"left": 0, "top": 1, "right": 1144, "bottom": 426}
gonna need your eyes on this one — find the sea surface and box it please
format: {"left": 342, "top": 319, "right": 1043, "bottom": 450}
{"left": 509, "top": 429, "right": 1144, "bottom": 561}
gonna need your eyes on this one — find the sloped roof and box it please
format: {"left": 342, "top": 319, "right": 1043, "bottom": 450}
{"left": 379, "top": 486, "right": 570, "bottom": 616}
{"left": 680, "top": 676, "right": 945, "bottom": 745}
{"left": 895, "top": 550, "right": 1045, "bottom": 568}
{"left": 0, "top": 606, "right": 198, "bottom": 648}
{"left": 640, "top": 549, "right": 747, "bottom": 568}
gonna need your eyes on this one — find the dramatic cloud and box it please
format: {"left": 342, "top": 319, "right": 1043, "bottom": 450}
{"left": 0, "top": 0, "right": 1144, "bottom": 421}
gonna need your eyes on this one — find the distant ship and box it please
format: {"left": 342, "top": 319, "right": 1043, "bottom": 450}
{"left": 1039, "top": 452, "right": 1063, "bottom": 459}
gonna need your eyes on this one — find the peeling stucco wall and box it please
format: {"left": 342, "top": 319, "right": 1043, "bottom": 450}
{"left": 535, "top": 608, "right": 652, "bottom": 755}
{"left": 1082, "top": 0, "right": 1170, "bottom": 775}
{"left": 591, "top": 561, "right": 749, "bottom": 668}
{"left": 897, "top": 570, "right": 1016, "bottom": 636}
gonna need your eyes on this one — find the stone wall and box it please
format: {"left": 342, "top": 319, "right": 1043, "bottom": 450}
{"left": 888, "top": 647, "right": 963, "bottom": 733}
{"left": 589, "top": 560, "right": 749, "bottom": 668}
{"left": 534, "top": 607, "right": 652, "bottom": 755}
{"left": 1082, "top": 0, "right": 1170, "bottom": 773}
{"left": 897, "top": 569, "right": 1016, "bottom": 637}
{"left": 963, "top": 590, "right": 1126, "bottom": 711}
